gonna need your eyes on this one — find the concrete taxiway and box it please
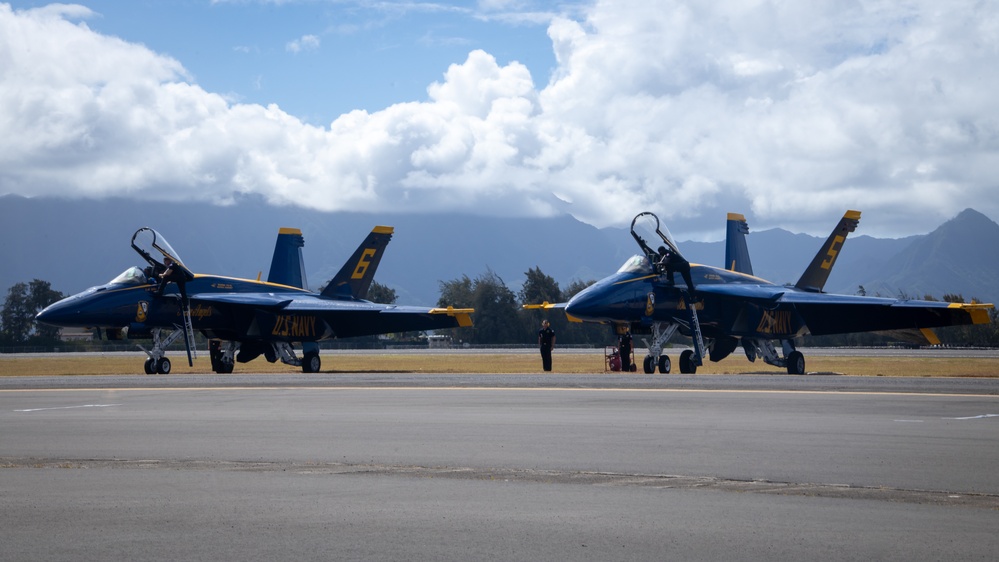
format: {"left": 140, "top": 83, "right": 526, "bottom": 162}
{"left": 2, "top": 372, "right": 997, "bottom": 560}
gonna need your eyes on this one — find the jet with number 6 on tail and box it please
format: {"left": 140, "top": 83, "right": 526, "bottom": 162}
{"left": 528, "top": 211, "right": 992, "bottom": 375}
{"left": 36, "top": 226, "right": 473, "bottom": 374}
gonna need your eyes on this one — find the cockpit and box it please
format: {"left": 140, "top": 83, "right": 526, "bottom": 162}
{"left": 630, "top": 212, "right": 682, "bottom": 264}
{"left": 109, "top": 266, "right": 154, "bottom": 286}
{"left": 131, "top": 227, "right": 188, "bottom": 269}
{"left": 617, "top": 255, "right": 653, "bottom": 275}
{"left": 130, "top": 227, "right": 194, "bottom": 282}
{"left": 98, "top": 228, "right": 195, "bottom": 289}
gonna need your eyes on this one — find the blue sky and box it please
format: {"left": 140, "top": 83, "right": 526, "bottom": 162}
{"left": 41, "top": 0, "right": 565, "bottom": 125}
{"left": 2, "top": 1, "right": 998, "bottom": 239}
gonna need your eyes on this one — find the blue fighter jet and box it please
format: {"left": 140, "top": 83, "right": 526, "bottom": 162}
{"left": 534, "top": 211, "right": 992, "bottom": 375}
{"left": 37, "top": 226, "right": 473, "bottom": 374}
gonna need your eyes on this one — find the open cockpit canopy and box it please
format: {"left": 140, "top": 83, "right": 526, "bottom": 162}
{"left": 131, "top": 227, "right": 187, "bottom": 269}
{"left": 630, "top": 212, "right": 682, "bottom": 260}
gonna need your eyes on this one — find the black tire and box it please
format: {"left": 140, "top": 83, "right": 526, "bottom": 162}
{"left": 679, "top": 349, "right": 697, "bottom": 374}
{"left": 787, "top": 351, "right": 805, "bottom": 375}
{"left": 143, "top": 359, "right": 154, "bottom": 375}
{"left": 157, "top": 357, "right": 172, "bottom": 375}
{"left": 658, "top": 355, "right": 671, "bottom": 374}
{"left": 303, "top": 352, "right": 321, "bottom": 374}
{"left": 642, "top": 356, "right": 655, "bottom": 374}
{"left": 209, "top": 341, "right": 222, "bottom": 372}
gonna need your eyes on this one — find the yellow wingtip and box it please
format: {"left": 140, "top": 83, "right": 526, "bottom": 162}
{"left": 429, "top": 306, "right": 475, "bottom": 327}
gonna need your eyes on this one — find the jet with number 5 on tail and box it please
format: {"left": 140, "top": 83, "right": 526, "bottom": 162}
{"left": 37, "top": 226, "right": 473, "bottom": 374}
{"left": 529, "top": 211, "right": 992, "bottom": 375}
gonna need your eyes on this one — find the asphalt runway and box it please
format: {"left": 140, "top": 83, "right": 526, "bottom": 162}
{"left": 2, "top": 371, "right": 998, "bottom": 561}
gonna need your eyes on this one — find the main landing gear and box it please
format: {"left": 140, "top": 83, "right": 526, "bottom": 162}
{"left": 208, "top": 341, "right": 322, "bottom": 374}
{"left": 742, "top": 338, "right": 807, "bottom": 375}
{"left": 209, "top": 340, "right": 236, "bottom": 374}
{"left": 274, "top": 342, "right": 322, "bottom": 374}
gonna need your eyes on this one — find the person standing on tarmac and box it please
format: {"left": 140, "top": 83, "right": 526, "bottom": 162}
{"left": 538, "top": 319, "right": 556, "bottom": 372}
{"left": 619, "top": 330, "right": 634, "bottom": 372}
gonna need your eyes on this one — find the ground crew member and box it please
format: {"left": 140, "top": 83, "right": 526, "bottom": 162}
{"left": 538, "top": 319, "right": 556, "bottom": 372}
{"left": 619, "top": 331, "right": 634, "bottom": 372}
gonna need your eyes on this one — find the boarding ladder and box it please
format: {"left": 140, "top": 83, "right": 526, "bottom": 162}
{"left": 180, "top": 300, "right": 197, "bottom": 365}
{"left": 684, "top": 293, "right": 704, "bottom": 366}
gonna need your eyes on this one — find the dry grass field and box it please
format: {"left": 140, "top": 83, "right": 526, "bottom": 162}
{"left": 2, "top": 351, "right": 998, "bottom": 378}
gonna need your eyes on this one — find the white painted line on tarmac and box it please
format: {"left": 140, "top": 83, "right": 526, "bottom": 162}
{"left": 15, "top": 404, "right": 122, "bottom": 412}
{"left": 945, "top": 413, "right": 999, "bottom": 420}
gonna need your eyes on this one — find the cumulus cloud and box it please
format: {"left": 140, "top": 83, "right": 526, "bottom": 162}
{"left": 286, "top": 34, "right": 320, "bottom": 53}
{"left": 1, "top": 1, "right": 998, "bottom": 237}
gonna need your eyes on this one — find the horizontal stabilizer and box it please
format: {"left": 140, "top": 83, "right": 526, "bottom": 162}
{"left": 795, "top": 210, "right": 861, "bottom": 292}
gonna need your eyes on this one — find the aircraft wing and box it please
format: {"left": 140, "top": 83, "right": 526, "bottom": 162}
{"left": 522, "top": 301, "right": 567, "bottom": 310}
{"left": 522, "top": 301, "right": 587, "bottom": 323}
{"left": 695, "top": 285, "right": 992, "bottom": 336}
{"left": 776, "top": 292, "right": 992, "bottom": 336}
{"left": 692, "top": 284, "right": 787, "bottom": 305}
{"left": 191, "top": 293, "right": 295, "bottom": 309}
{"left": 192, "top": 292, "right": 473, "bottom": 337}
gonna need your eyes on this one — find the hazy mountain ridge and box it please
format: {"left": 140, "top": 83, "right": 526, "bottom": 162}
{"left": 1, "top": 196, "right": 996, "bottom": 306}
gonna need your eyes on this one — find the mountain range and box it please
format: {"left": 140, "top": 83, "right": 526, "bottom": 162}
{"left": 2, "top": 195, "right": 997, "bottom": 307}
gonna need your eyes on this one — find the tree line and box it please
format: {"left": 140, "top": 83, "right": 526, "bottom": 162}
{"left": 0, "top": 280, "right": 63, "bottom": 347}
{"left": 3, "top": 273, "right": 998, "bottom": 349}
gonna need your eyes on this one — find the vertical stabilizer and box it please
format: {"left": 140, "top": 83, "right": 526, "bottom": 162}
{"left": 725, "top": 213, "right": 754, "bottom": 275}
{"left": 794, "top": 210, "right": 861, "bottom": 292}
{"left": 321, "top": 226, "right": 394, "bottom": 300}
{"left": 267, "top": 228, "right": 308, "bottom": 289}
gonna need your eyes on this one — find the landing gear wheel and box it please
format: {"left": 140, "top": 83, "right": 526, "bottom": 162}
{"left": 156, "top": 357, "right": 172, "bottom": 375}
{"left": 786, "top": 351, "right": 805, "bottom": 375}
{"left": 643, "top": 356, "right": 655, "bottom": 374}
{"left": 143, "top": 359, "right": 154, "bottom": 375}
{"left": 658, "top": 355, "right": 671, "bottom": 374}
{"left": 679, "top": 349, "right": 697, "bottom": 374}
{"left": 303, "top": 352, "right": 321, "bottom": 373}
{"left": 215, "top": 361, "right": 234, "bottom": 374}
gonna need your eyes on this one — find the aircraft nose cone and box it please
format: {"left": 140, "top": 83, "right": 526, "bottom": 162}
{"left": 566, "top": 284, "right": 605, "bottom": 321}
{"left": 36, "top": 302, "right": 66, "bottom": 325}
{"left": 36, "top": 296, "right": 83, "bottom": 326}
